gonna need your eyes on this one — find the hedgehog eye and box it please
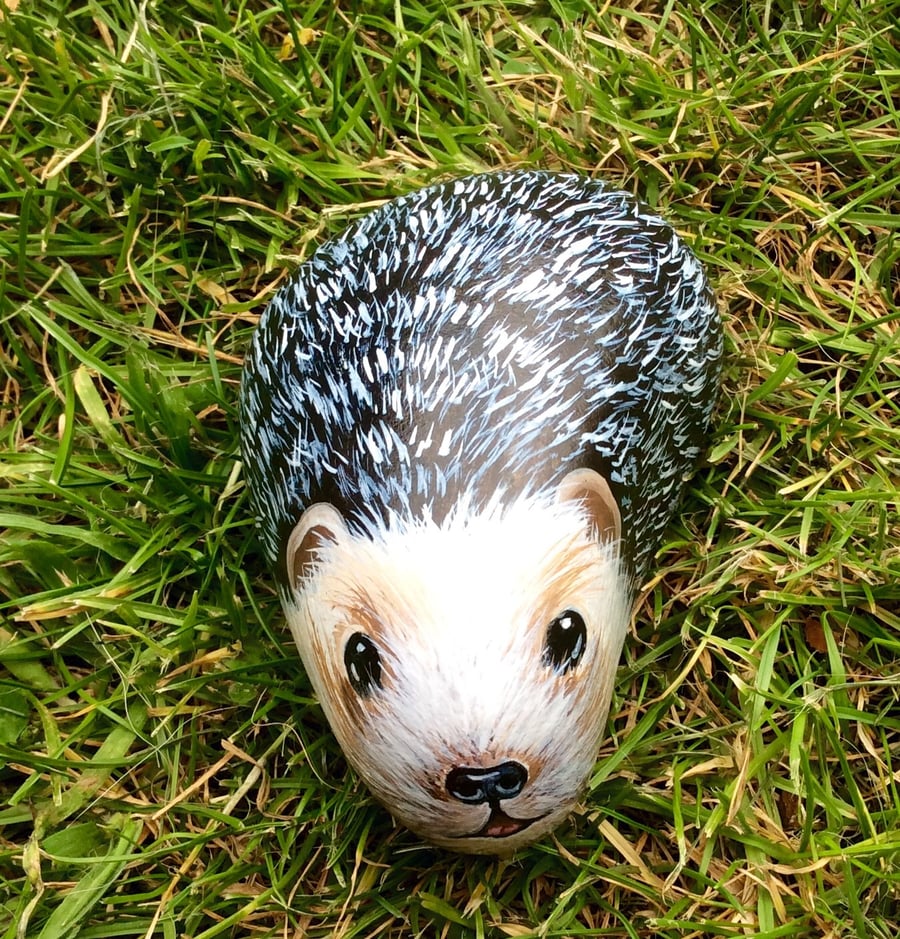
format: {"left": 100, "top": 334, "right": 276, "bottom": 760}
{"left": 542, "top": 610, "right": 587, "bottom": 674}
{"left": 344, "top": 632, "right": 382, "bottom": 696}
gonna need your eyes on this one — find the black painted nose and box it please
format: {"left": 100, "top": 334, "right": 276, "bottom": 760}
{"left": 446, "top": 761, "right": 528, "bottom": 805}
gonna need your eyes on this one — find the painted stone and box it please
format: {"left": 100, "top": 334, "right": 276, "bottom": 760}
{"left": 240, "top": 171, "right": 722, "bottom": 853}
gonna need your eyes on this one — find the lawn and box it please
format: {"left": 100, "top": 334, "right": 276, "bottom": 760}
{"left": 1, "top": 0, "right": 898, "bottom": 936}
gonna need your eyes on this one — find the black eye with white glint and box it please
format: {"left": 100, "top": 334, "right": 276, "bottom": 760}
{"left": 542, "top": 610, "right": 587, "bottom": 674}
{"left": 344, "top": 632, "right": 382, "bottom": 696}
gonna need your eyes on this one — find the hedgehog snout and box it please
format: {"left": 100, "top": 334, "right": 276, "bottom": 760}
{"left": 445, "top": 761, "right": 528, "bottom": 805}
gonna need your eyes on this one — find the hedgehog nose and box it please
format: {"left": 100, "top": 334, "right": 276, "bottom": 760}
{"left": 446, "top": 761, "right": 528, "bottom": 805}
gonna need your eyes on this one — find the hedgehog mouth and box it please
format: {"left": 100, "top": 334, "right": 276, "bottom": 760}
{"left": 461, "top": 805, "right": 544, "bottom": 840}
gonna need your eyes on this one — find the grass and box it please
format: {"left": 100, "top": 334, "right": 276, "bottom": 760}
{"left": 1, "top": 0, "right": 898, "bottom": 935}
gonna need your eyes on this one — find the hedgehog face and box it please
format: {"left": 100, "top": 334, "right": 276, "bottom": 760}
{"left": 282, "top": 469, "right": 631, "bottom": 854}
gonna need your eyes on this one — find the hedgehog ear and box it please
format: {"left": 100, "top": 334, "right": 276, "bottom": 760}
{"left": 286, "top": 503, "right": 348, "bottom": 591}
{"left": 557, "top": 468, "right": 621, "bottom": 543}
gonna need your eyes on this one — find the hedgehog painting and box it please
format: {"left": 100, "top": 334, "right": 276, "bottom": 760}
{"left": 240, "top": 170, "right": 723, "bottom": 854}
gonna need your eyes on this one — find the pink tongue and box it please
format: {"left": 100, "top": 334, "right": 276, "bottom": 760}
{"left": 484, "top": 811, "right": 525, "bottom": 838}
